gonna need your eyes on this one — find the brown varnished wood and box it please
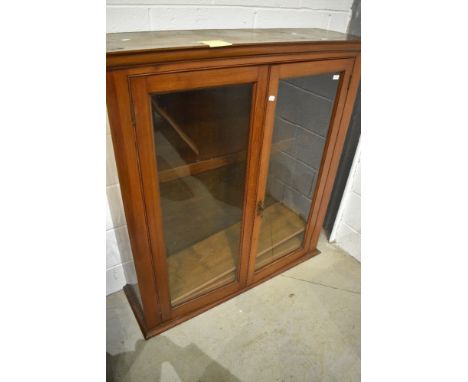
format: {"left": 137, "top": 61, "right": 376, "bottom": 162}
{"left": 106, "top": 29, "right": 361, "bottom": 339}
{"left": 129, "top": 76, "right": 172, "bottom": 320}
{"left": 277, "top": 58, "right": 354, "bottom": 78}
{"left": 107, "top": 43, "right": 360, "bottom": 69}
{"left": 238, "top": 65, "right": 269, "bottom": 288}
{"left": 123, "top": 50, "right": 358, "bottom": 77}
{"left": 107, "top": 29, "right": 359, "bottom": 69}
{"left": 107, "top": 28, "right": 359, "bottom": 54}
{"left": 144, "top": 66, "right": 259, "bottom": 93}
{"left": 106, "top": 71, "right": 162, "bottom": 328}
{"left": 246, "top": 65, "right": 279, "bottom": 284}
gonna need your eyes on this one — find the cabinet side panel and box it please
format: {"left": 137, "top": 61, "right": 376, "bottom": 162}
{"left": 107, "top": 70, "right": 162, "bottom": 330}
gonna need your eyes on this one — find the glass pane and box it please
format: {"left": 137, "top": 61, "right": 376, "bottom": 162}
{"left": 151, "top": 84, "right": 253, "bottom": 306}
{"left": 255, "top": 72, "right": 340, "bottom": 270}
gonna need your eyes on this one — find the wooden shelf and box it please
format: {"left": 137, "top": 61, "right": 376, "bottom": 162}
{"left": 168, "top": 202, "right": 305, "bottom": 306}
{"left": 158, "top": 150, "right": 246, "bottom": 183}
{"left": 255, "top": 202, "right": 305, "bottom": 270}
{"left": 157, "top": 137, "right": 295, "bottom": 183}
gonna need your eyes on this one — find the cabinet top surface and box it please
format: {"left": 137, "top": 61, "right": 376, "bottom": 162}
{"left": 106, "top": 28, "right": 359, "bottom": 54}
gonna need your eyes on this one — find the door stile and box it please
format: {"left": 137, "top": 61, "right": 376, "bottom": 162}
{"left": 130, "top": 76, "right": 172, "bottom": 321}
{"left": 238, "top": 65, "right": 270, "bottom": 288}
{"left": 245, "top": 65, "right": 281, "bottom": 284}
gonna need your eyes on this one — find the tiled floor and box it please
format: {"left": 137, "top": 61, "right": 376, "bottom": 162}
{"left": 107, "top": 235, "right": 361, "bottom": 381}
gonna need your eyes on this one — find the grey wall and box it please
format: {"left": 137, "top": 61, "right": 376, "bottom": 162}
{"left": 347, "top": 0, "right": 361, "bottom": 36}
{"left": 106, "top": 0, "right": 354, "bottom": 33}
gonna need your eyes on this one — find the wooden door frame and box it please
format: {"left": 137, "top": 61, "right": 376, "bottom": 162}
{"left": 129, "top": 65, "right": 269, "bottom": 321}
{"left": 246, "top": 57, "right": 358, "bottom": 284}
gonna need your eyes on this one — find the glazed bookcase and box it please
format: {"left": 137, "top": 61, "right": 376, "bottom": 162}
{"left": 106, "top": 28, "right": 361, "bottom": 338}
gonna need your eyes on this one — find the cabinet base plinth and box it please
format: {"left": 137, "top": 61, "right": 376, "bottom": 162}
{"left": 124, "top": 248, "right": 320, "bottom": 340}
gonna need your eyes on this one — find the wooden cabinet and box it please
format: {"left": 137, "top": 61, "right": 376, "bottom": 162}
{"left": 106, "top": 28, "right": 360, "bottom": 338}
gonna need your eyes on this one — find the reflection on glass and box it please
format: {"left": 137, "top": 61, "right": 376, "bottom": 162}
{"left": 255, "top": 73, "right": 340, "bottom": 270}
{"left": 152, "top": 84, "right": 253, "bottom": 306}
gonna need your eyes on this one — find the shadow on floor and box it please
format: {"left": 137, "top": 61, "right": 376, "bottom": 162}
{"left": 107, "top": 336, "right": 241, "bottom": 382}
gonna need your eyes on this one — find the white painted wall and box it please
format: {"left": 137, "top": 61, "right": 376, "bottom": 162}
{"left": 106, "top": 116, "right": 136, "bottom": 294}
{"left": 330, "top": 140, "right": 361, "bottom": 261}
{"left": 106, "top": 0, "right": 353, "bottom": 34}
{"left": 106, "top": 0, "right": 356, "bottom": 294}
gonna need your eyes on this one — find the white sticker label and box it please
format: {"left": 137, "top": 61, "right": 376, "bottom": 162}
{"left": 198, "top": 40, "right": 232, "bottom": 48}
{"left": 333, "top": 75, "right": 340, "bottom": 80}
{"left": 268, "top": 95, "right": 276, "bottom": 102}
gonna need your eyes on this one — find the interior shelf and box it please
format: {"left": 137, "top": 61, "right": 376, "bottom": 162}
{"left": 156, "top": 136, "right": 295, "bottom": 184}
{"left": 158, "top": 150, "right": 246, "bottom": 183}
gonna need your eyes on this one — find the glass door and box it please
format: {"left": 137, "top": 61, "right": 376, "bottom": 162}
{"left": 248, "top": 59, "right": 355, "bottom": 282}
{"left": 153, "top": 84, "right": 252, "bottom": 307}
{"left": 130, "top": 67, "right": 267, "bottom": 319}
